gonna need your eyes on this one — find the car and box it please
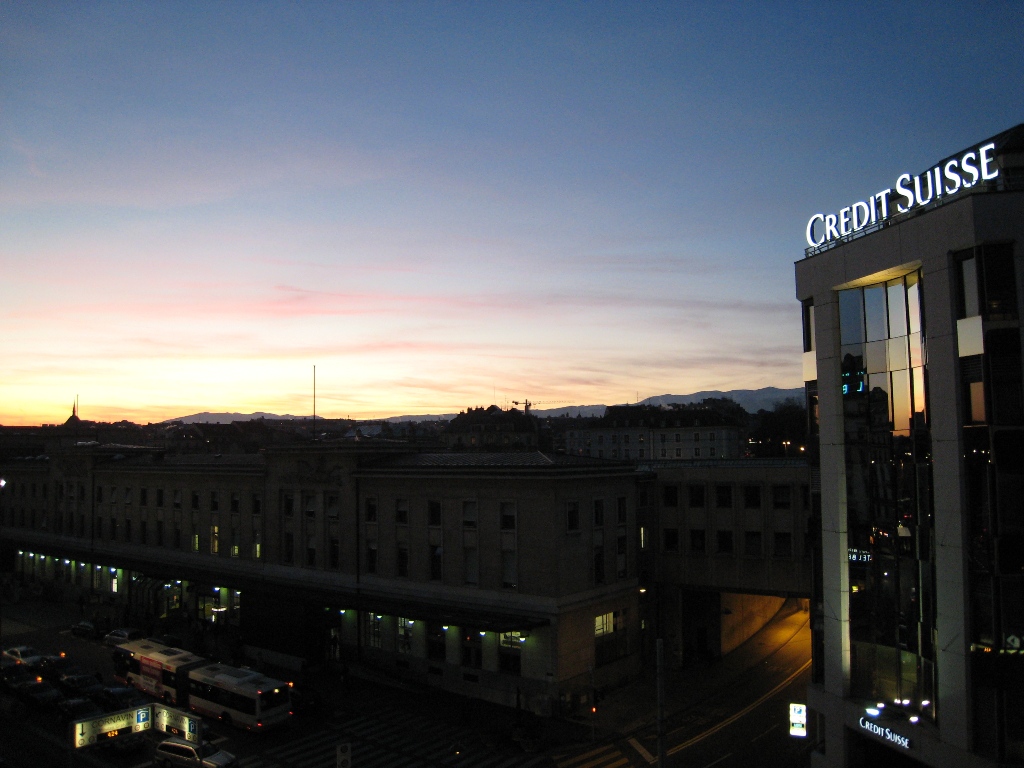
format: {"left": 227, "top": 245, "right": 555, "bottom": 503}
{"left": 103, "top": 628, "right": 145, "bottom": 647}
{"left": 1, "top": 646, "right": 45, "bottom": 668}
{"left": 57, "top": 696, "right": 104, "bottom": 723}
{"left": 91, "top": 685, "right": 149, "bottom": 713}
{"left": 70, "top": 620, "right": 98, "bottom": 638}
{"left": 15, "top": 679, "right": 64, "bottom": 709}
{"left": 37, "top": 655, "right": 86, "bottom": 683}
{"left": 153, "top": 737, "right": 238, "bottom": 768}
{"left": 58, "top": 673, "right": 105, "bottom": 699}
{"left": 1, "top": 664, "right": 35, "bottom": 693}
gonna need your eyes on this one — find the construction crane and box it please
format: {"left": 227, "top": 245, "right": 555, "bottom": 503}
{"left": 511, "top": 399, "right": 569, "bottom": 415}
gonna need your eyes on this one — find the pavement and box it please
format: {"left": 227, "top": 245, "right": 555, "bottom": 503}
{"left": 0, "top": 589, "right": 810, "bottom": 754}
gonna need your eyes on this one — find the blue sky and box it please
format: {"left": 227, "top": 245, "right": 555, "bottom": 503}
{"left": 2, "top": 2, "right": 1022, "bottom": 424}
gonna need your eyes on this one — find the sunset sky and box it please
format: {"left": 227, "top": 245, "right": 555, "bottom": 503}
{"left": 2, "top": 2, "right": 1022, "bottom": 425}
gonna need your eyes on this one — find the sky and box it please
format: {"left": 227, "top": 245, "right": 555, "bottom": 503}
{"left": 2, "top": 2, "right": 1022, "bottom": 426}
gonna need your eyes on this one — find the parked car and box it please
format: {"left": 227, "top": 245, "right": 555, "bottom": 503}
{"left": 2, "top": 646, "right": 45, "bottom": 668}
{"left": 1, "top": 664, "right": 35, "bottom": 693}
{"left": 37, "top": 655, "right": 86, "bottom": 684}
{"left": 153, "top": 737, "right": 238, "bottom": 768}
{"left": 70, "top": 620, "right": 98, "bottom": 638}
{"left": 103, "top": 628, "right": 144, "bottom": 647}
{"left": 15, "top": 679, "right": 63, "bottom": 710}
{"left": 91, "top": 685, "right": 149, "bottom": 713}
{"left": 57, "top": 696, "right": 104, "bottom": 723}
{"left": 58, "top": 673, "right": 105, "bottom": 699}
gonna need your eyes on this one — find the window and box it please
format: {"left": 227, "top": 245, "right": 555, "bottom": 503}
{"left": 709, "top": 432, "right": 716, "bottom": 441}
{"left": 174, "top": 521, "right": 181, "bottom": 549}
{"left": 743, "top": 485, "right": 762, "bottom": 509}
{"left": 717, "top": 530, "right": 733, "bottom": 554}
{"left": 593, "top": 499, "right": 604, "bottom": 526}
{"left": 210, "top": 492, "right": 219, "bottom": 512}
{"left": 461, "top": 628, "right": 483, "bottom": 668}
{"left": 397, "top": 617, "right": 414, "bottom": 654}
{"left": 709, "top": 446, "right": 716, "bottom": 457}
{"left": 774, "top": 531, "right": 793, "bottom": 558}
{"left": 688, "top": 484, "right": 705, "bottom": 508}
{"left": 694, "top": 447, "right": 701, "bottom": 457}
{"left": 430, "top": 545, "right": 443, "bottom": 580}
{"left": 364, "top": 497, "right": 377, "bottom": 522}
{"left": 594, "top": 610, "right": 628, "bottom": 667}
{"left": 364, "top": 613, "right": 382, "bottom": 649}
{"left": 328, "top": 537, "right": 340, "bottom": 569}
{"left": 230, "top": 525, "right": 239, "bottom": 557}
{"left": 744, "top": 531, "right": 763, "bottom": 557}
{"left": 156, "top": 520, "right": 164, "bottom": 546}
{"left": 428, "top": 500, "right": 442, "bottom": 526}
{"left": 209, "top": 524, "right": 219, "bottom": 554}
{"left": 462, "top": 500, "right": 477, "bottom": 529}
{"left": 365, "top": 542, "right": 377, "bottom": 573}
{"left": 566, "top": 501, "right": 580, "bottom": 531}
{"left": 616, "top": 535, "right": 627, "bottom": 578}
{"left": 661, "top": 448, "right": 667, "bottom": 457}
{"left": 95, "top": 517, "right": 104, "bottom": 539}
{"left": 593, "top": 545, "right": 605, "bottom": 584}
{"left": 499, "top": 632, "right": 523, "bottom": 675}
{"left": 326, "top": 494, "right": 339, "bottom": 519}
{"left": 140, "top": 520, "right": 147, "bottom": 544}
{"left": 231, "top": 493, "right": 240, "bottom": 513}
{"left": 694, "top": 432, "right": 701, "bottom": 442}
{"left": 500, "top": 502, "right": 516, "bottom": 530}
{"left": 715, "top": 485, "right": 732, "bottom": 508}
{"left": 252, "top": 527, "right": 262, "bottom": 559}
{"left": 124, "top": 518, "right": 131, "bottom": 542}
{"left": 156, "top": 488, "right": 164, "bottom": 507}
{"left": 662, "top": 485, "right": 679, "bottom": 507}
{"left": 305, "top": 537, "right": 316, "bottom": 567}
{"left": 396, "top": 545, "right": 409, "bottom": 577}
{"left": 96, "top": 487, "right": 103, "bottom": 503}
{"left": 675, "top": 448, "right": 681, "bottom": 457}
{"left": 395, "top": 499, "right": 409, "bottom": 525}
{"left": 690, "top": 528, "right": 706, "bottom": 554}
{"left": 772, "top": 485, "right": 792, "bottom": 510}
{"left": 191, "top": 491, "right": 199, "bottom": 511}
{"left": 663, "top": 528, "right": 679, "bottom": 552}
{"left": 140, "top": 488, "right": 148, "bottom": 507}
{"left": 617, "top": 496, "right": 627, "bottom": 524}
{"left": 124, "top": 487, "right": 132, "bottom": 505}
{"left": 191, "top": 532, "right": 200, "bottom": 552}
{"left": 463, "top": 547, "right": 478, "bottom": 585}
{"left": 502, "top": 550, "right": 518, "bottom": 589}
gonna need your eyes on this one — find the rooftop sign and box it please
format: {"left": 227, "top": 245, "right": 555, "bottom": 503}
{"left": 806, "top": 142, "right": 1000, "bottom": 248}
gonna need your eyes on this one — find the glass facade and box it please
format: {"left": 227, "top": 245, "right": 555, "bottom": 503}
{"left": 839, "top": 270, "right": 937, "bottom": 723}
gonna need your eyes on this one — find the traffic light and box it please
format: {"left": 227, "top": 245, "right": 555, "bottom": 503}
{"left": 336, "top": 742, "right": 352, "bottom": 768}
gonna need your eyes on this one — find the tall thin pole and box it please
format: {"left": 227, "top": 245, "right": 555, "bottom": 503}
{"left": 657, "top": 638, "right": 666, "bottom": 765}
{"left": 313, "top": 365, "right": 316, "bottom": 425}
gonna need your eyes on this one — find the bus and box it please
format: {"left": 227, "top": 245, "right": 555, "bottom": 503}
{"left": 111, "top": 639, "right": 208, "bottom": 705}
{"left": 186, "top": 662, "right": 292, "bottom": 730}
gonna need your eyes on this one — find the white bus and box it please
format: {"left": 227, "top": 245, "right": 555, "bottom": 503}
{"left": 113, "top": 639, "right": 208, "bottom": 705}
{"left": 186, "top": 662, "right": 292, "bottom": 730}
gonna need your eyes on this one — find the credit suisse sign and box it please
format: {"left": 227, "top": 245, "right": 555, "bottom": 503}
{"left": 859, "top": 716, "right": 911, "bottom": 750}
{"left": 806, "top": 142, "right": 1000, "bottom": 248}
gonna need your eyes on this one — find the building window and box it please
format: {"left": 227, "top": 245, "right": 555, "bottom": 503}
{"left": 430, "top": 545, "right": 443, "bottom": 580}
{"left": 140, "top": 520, "right": 147, "bottom": 545}
{"left": 771, "top": 485, "right": 792, "bottom": 510}
{"left": 675, "top": 448, "right": 681, "bottom": 457}
{"left": 593, "top": 499, "right": 604, "bottom": 527}
{"left": 715, "top": 485, "right": 732, "bottom": 508}
{"left": 210, "top": 525, "right": 219, "bottom": 554}
{"left": 594, "top": 610, "right": 627, "bottom": 667}
{"left": 156, "top": 520, "right": 164, "bottom": 546}
{"left": 662, "top": 485, "right": 678, "bottom": 507}
{"left": 461, "top": 628, "right": 483, "bottom": 669}
{"left": 688, "top": 484, "right": 705, "bottom": 508}
{"left": 499, "top": 632, "right": 523, "bottom": 676}
{"left": 230, "top": 525, "right": 239, "bottom": 557}
{"left": 502, "top": 550, "right": 518, "bottom": 589}
{"left": 694, "top": 447, "right": 701, "bottom": 457}
{"left": 174, "top": 521, "right": 181, "bottom": 549}
{"left": 500, "top": 502, "right": 516, "bottom": 530}
{"left": 329, "top": 537, "right": 340, "bottom": 569}
{"left": 774, "top": 531, "right": 792, "bottom": 558}
{"left": 593, "top": 545, "right": 605, "bottom": 584}
{"left": 397, "top": 617, "right": 414, "bottom": 654}
{"left": 210, "top": 492, "right": 219, "bottom": 512}
{"left": 364, "top": 613, "right": 382, "bottom": 649}
{"left": 463, "top": 547, "right": 478, "bottom": 585}
{"left": 364, "top": 497, "right": 377, "bottom": 522}
{"left": 191, "top": 532, "right": 200, "bottom": 552}
{"left": 252, "top": 494, "right": 262, "bottom": 515}
{"left": 744, "top": 531, "right": 762, "bottom": 557}
{"left": 140, "top": 488, "right": 148, "bottom": 507}
{"left": 743, "top": 485, "right": 762, "bottom": 509}
{"left": 191, "top": 491, "right": 199, "bottom": 511}
{"left": 252, "top": 527, "right": 261, "bottom": 559}
{"left": 156, "top": 488, "right": 164, "bottom": 507}
{"left": 566, "top": 501, "right": 580, "bottom": 531}
{"left": 230, "top": 493, "right": 240, "bottom": 513}
{"left": 428, "top": 500, "right": 442, "bottom": 526}
{"left": 396, "top": 545, "right": 409, "bottom": 577}
{"left": 123, "top": 518, "right": 131, "bottom": 542}
{"left": 395, "top": 498, "right": 409, "bottom": 525}
{"left": 617, "top": 496, "right": 627, "bottom": 524}
{"left": 717, "top": 530, "right": 733, "bottom": 554}
{"left": 690, "top": 528, "right": 706, "bottom": 554}
{"left": 365, "top": 542, "right": 377, "bottom": 574}
{"left": 303, "top": 492, "right": 316, "bottom": 517}
{"left": 616, "top": 535, "right": 627, "bottom": 578}
{"left": 662, "top": 528, "right": 679, "bottom": 552}
{"left": 124, "top": 487, "right": 132, "bottom": 505}
{"left": 709, "top": 446, "right": 716, "bottom": 457}
{"left": 326, "top": 494, "right": 339, "bottom": 519}
{"left": 462, "top": 500, "right": 477, "bottom": 529}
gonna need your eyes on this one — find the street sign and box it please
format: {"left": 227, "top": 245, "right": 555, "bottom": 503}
{"left": 336, "top": 742, "right": 352, "bottom": 768}
{"left": 789, "top": 702, "right": 808, "bottom": 738}
{"left": 72, "top": 705, "right": 152, "bottom": 748}
{"left": 154, "top": 703, "right": 203, "bottom": 742}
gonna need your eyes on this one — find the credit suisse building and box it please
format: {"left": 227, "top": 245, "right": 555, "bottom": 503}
{"left": 796, "top": 123, "right": 1024, "bottom": 767}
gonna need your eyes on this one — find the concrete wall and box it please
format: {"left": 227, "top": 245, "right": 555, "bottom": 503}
{"left": 719, "top": 592, "right": 785, "bottom": 655}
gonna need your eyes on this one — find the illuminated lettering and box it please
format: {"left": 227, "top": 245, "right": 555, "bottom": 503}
{"left": 944, "top": 159, "right": 961, "bottom": 194}
{"left": 961, "top": 151, "right": 979, "bottom": 187}
{"left": 895, "top": 173, "right": 914, "bottom": 212}
{"left": 980, "top": 142, "right": 998, "bottom": 180}
{"left": 913, "top": 173, "right": 934, "bottom": 206}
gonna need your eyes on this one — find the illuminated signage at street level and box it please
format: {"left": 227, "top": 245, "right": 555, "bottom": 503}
{"left": 806, "top": 142, "right": 1000, "bottom": 248}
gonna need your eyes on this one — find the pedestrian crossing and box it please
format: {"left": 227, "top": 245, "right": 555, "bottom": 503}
{"left": 553, "top": 743, "right": 635, "bottom": 768}
{"left": 224, "top": 712, "right": 554, "bottom": 768}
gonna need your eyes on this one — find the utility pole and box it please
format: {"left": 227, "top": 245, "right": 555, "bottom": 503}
{"left": 657, "top": 638, "right": 666, "bottom": 765}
